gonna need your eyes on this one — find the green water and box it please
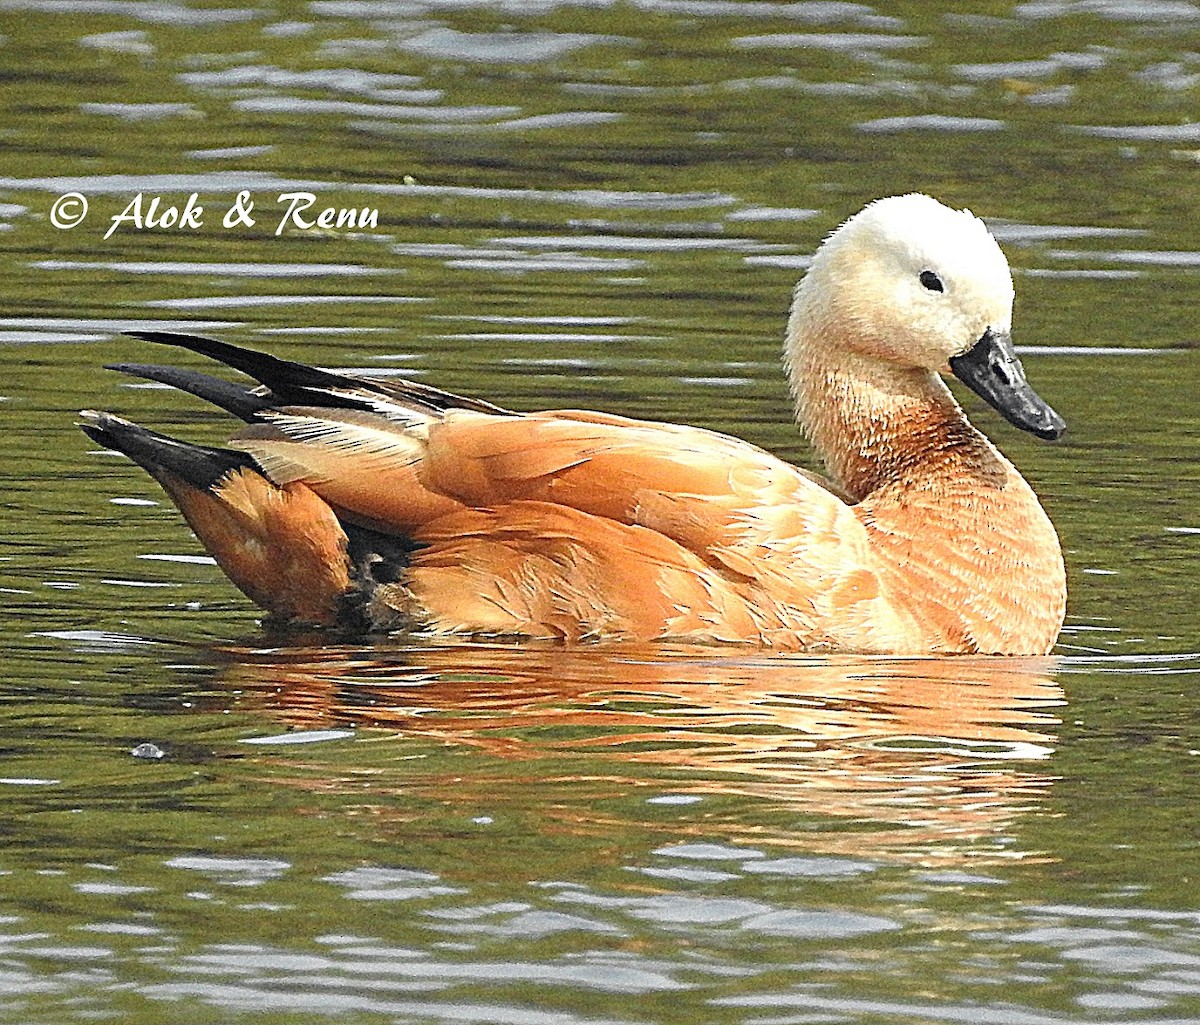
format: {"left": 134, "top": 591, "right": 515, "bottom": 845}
{"left": 4, "top": 2, "right": 1200, "bottom": 1022}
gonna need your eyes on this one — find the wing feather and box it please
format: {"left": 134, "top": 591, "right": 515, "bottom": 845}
{"left": 233, "top": 407, "right": 460, "bottom": 531}
{"left": 232, "top": 401, "right": 884, "bottom": 625}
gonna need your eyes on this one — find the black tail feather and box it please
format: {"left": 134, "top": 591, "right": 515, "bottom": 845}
{"left": 80, "top": 410, "right": 258, "bottom": 493}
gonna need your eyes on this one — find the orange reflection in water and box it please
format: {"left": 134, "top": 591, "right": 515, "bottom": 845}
{"left": 215, "top": 641, "right": 1065, "bottom": 864}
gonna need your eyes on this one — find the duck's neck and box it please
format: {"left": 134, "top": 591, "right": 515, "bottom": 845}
{"left": 785, "top": 302, "right": 996, "bottom": 502}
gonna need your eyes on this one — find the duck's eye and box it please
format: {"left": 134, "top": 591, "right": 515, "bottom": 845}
{"left": 919, "top": 270, "right": 944, "bottom": 293}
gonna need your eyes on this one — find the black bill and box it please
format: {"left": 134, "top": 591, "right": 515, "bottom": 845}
{"left": 948, "top": 329, "right": 1066, "bottom": 441}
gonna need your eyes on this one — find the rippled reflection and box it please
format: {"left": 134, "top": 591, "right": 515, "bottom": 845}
{"left": 212, "top": 642, "right": 1064, "bottom": 864}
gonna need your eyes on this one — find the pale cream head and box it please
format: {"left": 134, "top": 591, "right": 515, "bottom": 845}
{"left": 792, "top": 193, "right": 1015, "bottom": 370}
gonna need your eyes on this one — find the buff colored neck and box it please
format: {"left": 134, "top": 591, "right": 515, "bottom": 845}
{"left": 784, "top": 283, "right": 1000, "bottom": 502}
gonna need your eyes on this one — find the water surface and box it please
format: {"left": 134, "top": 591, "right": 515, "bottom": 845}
{"left": 4, "top": 2, "right": 1200, "bottom": 1023}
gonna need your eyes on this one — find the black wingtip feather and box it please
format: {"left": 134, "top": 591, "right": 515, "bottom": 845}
{"left": 107, "top": 362, "right": 272, "bottom": 421}
{"left": 120, "top": 328, "right": 514, "bottom": 417}
{"left": 123, "top": 329, "right": 352, "bottom": 392}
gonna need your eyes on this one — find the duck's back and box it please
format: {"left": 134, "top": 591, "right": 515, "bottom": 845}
{"left": 240, "top": 402, "right": 927, "bottom": 647}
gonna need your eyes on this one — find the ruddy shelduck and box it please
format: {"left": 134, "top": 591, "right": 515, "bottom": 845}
{"left": 80, "top": 194, "right": 1067, "bottom": 653}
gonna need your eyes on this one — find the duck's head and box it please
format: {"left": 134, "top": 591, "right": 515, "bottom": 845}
{"left": 791, "top": 193, "right": 1065, "bottom": 441}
